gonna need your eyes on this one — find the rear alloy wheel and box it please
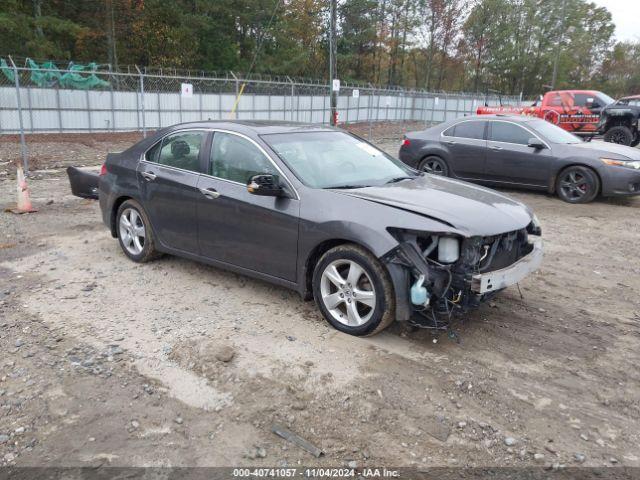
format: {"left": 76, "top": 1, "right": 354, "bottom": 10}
{"left": 604, "top": 125, "right": 633, "bottom": 146}
{"left": 116, "top": 199, "right": 160, "bottom": 262}
{"left": 419, "top": 156, "right": 448, "bottom": 176}
{"left": 313, "top": 245, "right": 395, "bottom": 336}
{"left": 556, "top": 167, "right": 600, "bottom": 204}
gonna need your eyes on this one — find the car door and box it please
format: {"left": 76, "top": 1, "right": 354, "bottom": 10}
{"left": 484, "top": 121, "right": 552, "bottom": 187}
{"left": 441, "top": 120, "right": 488, "bottom": 180}
{"left": 138, "top": 129, "right": 209, "bottom": 253}
{"left": 196, "top": 131, "right": 300, "bottom": 281}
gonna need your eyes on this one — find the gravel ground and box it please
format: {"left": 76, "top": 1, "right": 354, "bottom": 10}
{"left": 0, "top": 127, "right": 639, "bottom": 470}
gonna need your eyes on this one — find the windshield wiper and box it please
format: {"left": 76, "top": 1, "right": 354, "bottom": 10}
{"left": 324, "top": 184, "right": 370, "bottom": 189}
{"left": 385, "top": 176, "right": 415, "bottom": 184}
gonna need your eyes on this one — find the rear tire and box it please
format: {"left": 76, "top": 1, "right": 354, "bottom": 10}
{"left": 418, "top": 156, "right": 449, "bottom": 176}
{"left": 604, "top": 125, "right": 633, "bottom": 146}
{"left": 312, "top": 244, "right": 395, "bottom": 336}
{"left": 116, "top": 199, "right": 160, "bottom": 262}
{"left": 555, "top": 166, "right": 600, "bottom": 204}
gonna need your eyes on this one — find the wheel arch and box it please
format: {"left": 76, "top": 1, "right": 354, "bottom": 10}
{"left": 550, "top": 163, "right": 602, "bottom": 195}
{"left": 110, "top": 195, "right": 134, "bottom": 237}
{"left": 302, "top": 238, "right": 362, "bottom": 300}
{"left": 417, "top": 153, "right": 449, "bottom": 174}
{"left": 605, "top": 113, "right": 634, "bottom": 129}
{"left": 302, "top": 238, "right": 410, "bottom": 322}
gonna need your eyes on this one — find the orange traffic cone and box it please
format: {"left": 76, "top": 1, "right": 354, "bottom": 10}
{"left": 10, "top": 165, "right": 37, "bottom": 214}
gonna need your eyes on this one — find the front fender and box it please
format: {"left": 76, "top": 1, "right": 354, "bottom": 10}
{"left": 549, "top": 158, "right": 607, "bottom": 194}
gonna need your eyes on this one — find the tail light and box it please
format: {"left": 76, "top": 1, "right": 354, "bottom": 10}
{"left": 402, "top": 137, "right": 411, "bottom": 147}
{"left": 99, "top": 164, "right": 107, "bottom": 176}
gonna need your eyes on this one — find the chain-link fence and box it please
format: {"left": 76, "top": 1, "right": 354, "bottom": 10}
{"left": 0, "top": 57, "right": 520, "bottom": 171}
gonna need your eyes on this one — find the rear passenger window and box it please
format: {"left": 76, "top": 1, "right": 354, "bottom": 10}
{"left": 150, "top": 131, "right": 206, "bottom": 173}
{"left": 453, "top": 121, "right": 485, "bottom": 140}
{"left": 489, "top": 122, "right": 532, "bottom": 145}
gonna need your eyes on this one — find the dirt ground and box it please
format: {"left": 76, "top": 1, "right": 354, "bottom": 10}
{"left": 0, "top": 127, "right": 639, "bottom": 471}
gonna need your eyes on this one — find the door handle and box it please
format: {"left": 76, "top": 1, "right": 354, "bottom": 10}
{"left": 445, "top": 140, "right": 456, "bottom": 145}
{"left": 141, "top": 171, "right": 157, "bottom": 181}
{"left": 490, "top": 145, "right": 502, "bottom": 151}
{"left": 199, "top": 187, "right": 220, "bottom": 199}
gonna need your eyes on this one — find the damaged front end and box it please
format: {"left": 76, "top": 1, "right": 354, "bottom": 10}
{"left": 383, "top": 220, "right": 543, "bottom": 328}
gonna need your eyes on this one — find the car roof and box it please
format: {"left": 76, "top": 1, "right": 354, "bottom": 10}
{"left": 449, "top": 114, "right": 536, "bottom": 123}
{"left": 162, "top": 120, "right": 337, "bottom": 135}
{"left": 620, "top": 95, "right": 640, "bottom": 101}
{"left": 553, "top": 89, "right": 600, "bottom": 94}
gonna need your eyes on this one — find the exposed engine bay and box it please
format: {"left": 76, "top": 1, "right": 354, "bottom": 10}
{"left": 384, "top": 220, "right": 543, "bottom": 329}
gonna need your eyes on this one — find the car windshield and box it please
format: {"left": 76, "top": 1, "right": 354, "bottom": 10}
{"left": 529, "top": 119, "right": 582, "bottom": 144}
{"left": 262, "top": 131, "right": 415, "bottom": 189}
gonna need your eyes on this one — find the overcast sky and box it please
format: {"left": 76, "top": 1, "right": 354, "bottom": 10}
{"left": 592, "top": 0, "right": 639, "bottom": 42}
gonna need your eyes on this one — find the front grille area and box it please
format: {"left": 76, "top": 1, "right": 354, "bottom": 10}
{"left": 479, "top": 229, "right": 533, "bottom": 272}
{"left": 460, "top": 229, "right": 532, "bottom": 274}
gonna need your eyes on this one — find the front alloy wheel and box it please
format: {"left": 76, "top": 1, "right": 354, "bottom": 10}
{"left": 556, "top": 167, "right": 599, "bottom": 204}
{"left": 320, "top": 260, "right": 376, "bottom": 327}
{"left": 313, "top": 244, "right": 395, "bottom": 336}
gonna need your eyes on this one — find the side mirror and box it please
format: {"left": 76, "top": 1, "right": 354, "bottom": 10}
{"left": 247, "top": 174, "right": 285, "bottom": 197}
{"left": 528, "top": 137, "right": 546, "bottom": 150}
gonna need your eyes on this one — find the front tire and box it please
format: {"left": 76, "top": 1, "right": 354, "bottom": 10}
{"left": 555, "top": 166, "right": 600, "bottom": 204}
{"left": 418, "top": 156, "right": 449, "bottom": 176}
{"left": 116, "top": 199, "right": 160, "bottom": 262}
{"left": 604, "top": 125, "right": 633, "bottom": 146}
{"left": 312, "top": 244, "right": 395, "bottom": 336}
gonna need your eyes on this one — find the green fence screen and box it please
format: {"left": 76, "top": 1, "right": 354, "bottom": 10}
{"left": 1, "top": 58, "right": 110, "bottom": 89}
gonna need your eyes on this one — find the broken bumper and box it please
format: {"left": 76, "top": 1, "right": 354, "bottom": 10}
{"left": 67, "top": 166, "right": 99, "bottom": 200}
{"left": 471, "top": 237, "right": 543, "bottom": 294}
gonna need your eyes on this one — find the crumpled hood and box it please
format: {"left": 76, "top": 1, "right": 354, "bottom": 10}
{"left": 337, "top": 175, "right": 533, "bottom": 237}
{"left": 570, "top": 142, "right": 640, "bottom": 160}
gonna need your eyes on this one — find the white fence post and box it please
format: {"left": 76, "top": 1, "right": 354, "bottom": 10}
{"left": 135, "top": 65, "right": 146, "bottom": 137}
{"left": 9, "top": 56, "right": 28, "bottom": 173}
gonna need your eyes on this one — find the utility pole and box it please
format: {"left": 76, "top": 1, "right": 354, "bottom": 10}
{"left": 551, "top": 0, "right": 567, "bottom": 89}
{"left": 329, "top": 0, "right": 337, "bottom": 125}
{"left": 106, "top": 0, "right": 119, "bottom": 72}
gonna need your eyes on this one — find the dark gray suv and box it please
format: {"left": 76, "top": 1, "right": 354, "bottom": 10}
{"left": 81, "top": 121, "right": 543, "bottom": 336}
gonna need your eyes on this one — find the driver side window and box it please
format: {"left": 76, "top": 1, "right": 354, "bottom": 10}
{"left": 210, "top": 132, "right": 277, "bottom": 184}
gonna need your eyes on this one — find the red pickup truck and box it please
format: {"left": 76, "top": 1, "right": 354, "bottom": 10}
{"left": 477, "top": 90, "right": 615, "bottom": 137}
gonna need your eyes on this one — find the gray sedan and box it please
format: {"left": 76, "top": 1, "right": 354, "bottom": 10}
{"left": 399, "top": 114, "right": 640, "bottom": 203}
{"left": 71, "top": 121, "right": 542, "bottom": 336}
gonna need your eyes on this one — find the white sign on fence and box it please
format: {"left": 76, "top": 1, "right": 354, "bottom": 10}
{"left": 332, "top": 79, "right": 340, "bottom": 92}
{"left": 352, "top": 89, "right": 359, "bottom": 98}
{"left": 181, "top": 83, "right": 193, "bottom": 98}
{"left": 434, "top": 97, "right": 439, "bottom": 106}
